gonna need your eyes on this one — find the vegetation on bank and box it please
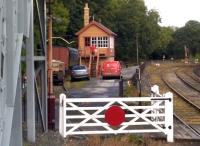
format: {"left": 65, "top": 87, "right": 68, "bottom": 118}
{"left": 124, "top": 80, "right": 139, "bottom": 97}
{"left": 24, "top": 132, "right": 200, "bottom": 146}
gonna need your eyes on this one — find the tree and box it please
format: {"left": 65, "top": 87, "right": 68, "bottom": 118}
{"left": 51, "top": 0, "right": 69, "bottom": 36}
{"left": 111, "top": 0, "right": 148, "bottom": 61}
{"left": 151, "top": 27, "right": 174, "bottom": 59}
{"left": 167, "top": 20, "right": 200, "bottom": 58}
{"left": 34, "top": 0, "right": 69, "bottom": 48}
{"left": 60, "top": 0, "right": 167, "bottom": 61}
{"left": 159, "top": 27, "right": 174, "bottom": 50}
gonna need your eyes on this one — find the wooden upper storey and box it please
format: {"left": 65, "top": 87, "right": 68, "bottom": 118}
{"left": 76, "top": 21, "right": 117, "bottom": 58}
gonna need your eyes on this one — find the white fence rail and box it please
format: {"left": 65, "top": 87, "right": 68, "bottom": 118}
{"left": 59, "top": 85, "right": 173, "bottom": 142}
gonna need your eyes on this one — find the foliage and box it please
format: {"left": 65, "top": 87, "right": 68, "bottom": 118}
{"left": 139, "top": 9, "right": 161, "bottom": 59}
{"left": 151, "top": 27, "right": 174, "bottom": 59}
{"left": 124, "top": 81, "right": 138, "bottom": 97}
{"left": 59, "top": 0, "right": 164, "bottom": 61}
{"left": 167, "top": 20, "right": 200, "bottom": 58}
{"left": 195, "top": 53, "right": 200, "bottom": 60}
{"left": 52, "top": 0, "right": 200, "bottom": 61}
{"left": 61, "top": 0, "right": 85, "bottom": 37}
{"left": 128, "top": 134, "right": 144, "bottom": 145}
{"left": 34, "top": 0, "right": 69, "bottom": 50}
{"left": 51, "top": 0, "right": 69, "bottom": 36}
{"left": 159, "top": 27, "right": 174, "bottom": 50}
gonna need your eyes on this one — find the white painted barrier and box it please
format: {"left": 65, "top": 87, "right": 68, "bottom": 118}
{"left": 59, "top": 85, "right": 174, "bottom": 142}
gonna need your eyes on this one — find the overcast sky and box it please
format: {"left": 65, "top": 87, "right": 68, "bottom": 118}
{"left": 144, "top": 0, "right": 200, "bottom": 27}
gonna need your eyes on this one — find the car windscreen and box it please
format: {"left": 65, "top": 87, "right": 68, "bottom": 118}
{"left": 72, "top": 66, "right": 86, "bottom": 70}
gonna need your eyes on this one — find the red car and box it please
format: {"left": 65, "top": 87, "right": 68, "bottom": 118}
{"left": 101, "top": 61, "right": 122, "bottom": 79}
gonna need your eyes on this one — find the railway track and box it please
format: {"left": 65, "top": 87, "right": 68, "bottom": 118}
{"left": 176, "top": 68, "right": 200, "bottom": 92}
{"left": 162, "top": 75, "right": 200, "bottom": 124}
{"left": 194, "top": 67, "right": 200, "bottom": 78}
{"left": 163, "top": 69, "right": 200, "bottom": 109}
{"left": 163, "top": 68, "right": 200, "bottom": 122}
{"left": 162, "top": 68, "right": 200, "bottom": 138}
{"left": 173, "top": 114, "right": 200, "bottom": 139}
{"left": 187, "top": 67, "right": 200, "bottom": 82}
{"left": 145, "top": 63, "right": 200, "bottom": 137}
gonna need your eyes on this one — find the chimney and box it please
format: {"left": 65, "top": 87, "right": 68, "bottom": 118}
{"left": 84, "top": 3, "right": 89, "bottom": 26}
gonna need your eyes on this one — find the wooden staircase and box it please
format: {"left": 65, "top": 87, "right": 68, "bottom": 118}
{"left": 89, "top": 49, "right": 100, "bottom": 78}
{"left": 90, "top": 58, "right": 97, "bottom": 77}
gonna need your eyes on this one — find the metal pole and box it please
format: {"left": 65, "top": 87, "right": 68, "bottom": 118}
{"left": 35, "top": 77, "right": 45, "bottom": 132}
{"left": 38, "top": 0, "right": 48, "bottom": 131}
{"left": 10, "top": 71, "right": 23, "bottom": 146}
{"left": 41, "top": 63, "right": 48, "bottom": 131}
{"left": 26, "top": 3, "right": 36, "bottom": 142}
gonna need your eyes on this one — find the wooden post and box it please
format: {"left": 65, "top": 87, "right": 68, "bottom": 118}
{"left": 47, "top": 1, "right": 55, "bottom": 130}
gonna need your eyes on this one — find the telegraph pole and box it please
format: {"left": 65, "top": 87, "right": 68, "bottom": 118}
{"left": 47, "top": 0, "right": 55, "bottom": 130}
{"left": 48, "top": 11, "right": 53, "bottom": 95}
{"left": 136, "top": 33, "right": 139, "bottom": 65}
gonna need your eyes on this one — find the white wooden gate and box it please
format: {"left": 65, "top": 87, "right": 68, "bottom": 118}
{"left": 59, "top": 85, "right": 173, "bottom": 142}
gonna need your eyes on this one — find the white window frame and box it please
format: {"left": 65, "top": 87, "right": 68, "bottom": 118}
{"left": 91, "top": 37, "right": 97, "bottom": 46}
{"left": 102, "top": 37, "right": 108, "bottom": 48}
{"left": 97, "top": 37, "right": 102, "bottom": 47}
{"left": 88, "top": 37, "right": 108, "bottom": 48}
{"left": 109, "top": 36, "right": 114, "bottom": 49}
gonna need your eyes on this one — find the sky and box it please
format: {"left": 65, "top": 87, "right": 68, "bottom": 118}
{"left": 144, "top": 0, "right": 200, "bottom": 27}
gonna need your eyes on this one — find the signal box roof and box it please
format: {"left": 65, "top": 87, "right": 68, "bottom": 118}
{"left": 76, "top": 20, "right": 117, "bottom": 36}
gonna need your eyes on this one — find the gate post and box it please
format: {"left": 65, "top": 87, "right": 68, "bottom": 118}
{"left": 165, "top": 92, "right": 174, "bottom": 142}
{"left": 119, "top": 77, "right": 124, "bottom": 97}
{"left": 151, "top": 85, "right": 160, "bottom": 121}
{"left": 151, "top": 85, "right": 159, "bottom": 96}
{"left": 59, "top": 93, "right": 66, "bottom": 137}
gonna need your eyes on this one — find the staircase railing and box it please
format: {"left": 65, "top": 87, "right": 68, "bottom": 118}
{"left": 88, "top": 53, "right": 92, "bottom": 76}
{"left": 96, "top": 49, "right": 100, "bottom": 78}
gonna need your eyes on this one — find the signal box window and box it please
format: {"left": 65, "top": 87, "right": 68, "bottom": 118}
{"left": 91, "top": 37, "right": 97, "bottom": 46}
{"left": 102, "top": 37, "right": 108, "bottom": 47}
{"left": 85, "top": 37, "right": 90, "bottom": 47}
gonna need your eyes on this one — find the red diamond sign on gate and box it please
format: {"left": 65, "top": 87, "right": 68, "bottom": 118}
{"left": 105, "top": 105, "right": 125, "bottom": 126}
